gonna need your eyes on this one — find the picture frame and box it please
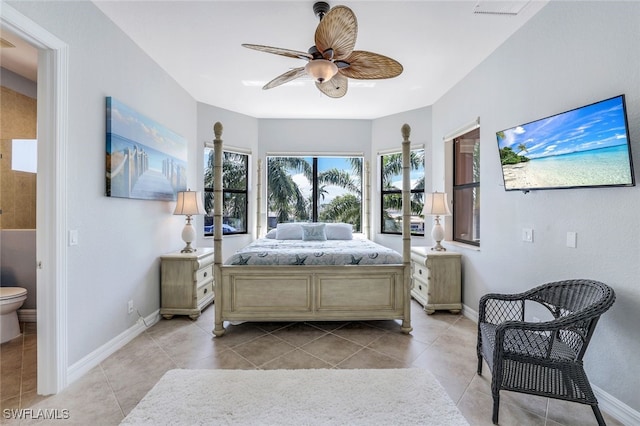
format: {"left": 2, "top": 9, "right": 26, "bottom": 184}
{"left": 106, "top": 97, "right": 187, "bottom": 200}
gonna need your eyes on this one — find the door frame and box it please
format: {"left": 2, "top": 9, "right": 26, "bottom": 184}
{"left": 1, "top": 4, "right": 69, "bottom": 394}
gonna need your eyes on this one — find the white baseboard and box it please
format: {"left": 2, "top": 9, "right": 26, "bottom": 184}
{"left": 66, "top": 310, "right": 160, "bottom": 385}
{"left": 593, "top": 384, "right": 640, "bottom": 425}
{"left": 18, "top": 308, "right": 37, "bottom": 323}
{"left": 462, "top": 303, "right": 478, "bottom": 324}
{"left": 461, "top": 303, "right": 639, "bottom": 424}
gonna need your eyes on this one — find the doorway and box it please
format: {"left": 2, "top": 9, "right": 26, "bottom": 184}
{"left": 1, "top": 3, "right": 69, "bottom": 395}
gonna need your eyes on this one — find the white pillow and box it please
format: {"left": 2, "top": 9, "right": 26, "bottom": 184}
{"left": 325, "top": 223, "right": 353, "bottom": 240}
{"left": 264, "top": 228, "right": 277, "bottom": 239}
{"left": 302, "top": 223, "right": 327, "bottom": 241}
{"left": 276, "top": 223, "right": 303, "bottom": 240}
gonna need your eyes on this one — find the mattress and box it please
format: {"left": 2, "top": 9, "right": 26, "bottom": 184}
{"left": 224, "top": 238, "right": 403, "bottom": 266}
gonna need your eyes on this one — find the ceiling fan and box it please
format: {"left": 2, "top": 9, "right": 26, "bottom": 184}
{"left": 242, "top": 2, "right": 403, "bottom": 98}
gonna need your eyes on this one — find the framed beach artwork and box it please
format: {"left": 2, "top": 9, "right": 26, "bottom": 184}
{"left": 496, "top": 94, "right": 635, "bottom": 192}
{"left": 106, "top": 97, "right": 187, "bottom": 200}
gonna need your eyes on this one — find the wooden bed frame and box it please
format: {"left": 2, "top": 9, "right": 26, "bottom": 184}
{"left": 212, "top": 122, "right": 413, "bottom": 337}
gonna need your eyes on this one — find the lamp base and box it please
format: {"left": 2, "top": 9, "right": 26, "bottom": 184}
{"left": 180, "top": 216, "right": 197, "bottom": 253}
{"left": 431, "top": 216, "right": 447, "bottom": 251}
{"left": 431, "top": 242, "right": 447, "bottom": 252}
{"left": 180, "top": 243, "right": 197, "bottom": 253}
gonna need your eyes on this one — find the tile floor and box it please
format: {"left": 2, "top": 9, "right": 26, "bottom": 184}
{"left": 1, "top": 301, "right": 623, "bottom": 425}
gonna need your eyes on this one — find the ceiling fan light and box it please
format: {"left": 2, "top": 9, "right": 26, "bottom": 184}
{"left": 304, "top": 59, "right": 338, "bottom": 83}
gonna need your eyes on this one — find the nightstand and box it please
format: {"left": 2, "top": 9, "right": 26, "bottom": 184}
{"left": 410, "top": 247, "right": 462, "bottom": 314}
{"left": 160, "top": 248, "right": 214, "bottom": 320}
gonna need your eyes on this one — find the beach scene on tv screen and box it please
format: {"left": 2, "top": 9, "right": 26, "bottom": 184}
{"left": 497, "top": 96, "right": 633, "bottom": 190}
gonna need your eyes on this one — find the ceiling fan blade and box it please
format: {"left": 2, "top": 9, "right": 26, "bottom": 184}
{"left": 339, "top": 50, "right": 403, "bottom": 80}
{"left": 263, "top": 67, "right": 307, "bottom": 90}
{"left": 242, "top": 44, "right": 313, "bottom": 61}
{"left": 314, "top": 6, "right": 357, "bottom": 61}
{"left": 316, "top": 73, "right": 348, "bottom": 98}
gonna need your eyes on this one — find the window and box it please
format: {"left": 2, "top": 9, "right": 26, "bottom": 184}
{"left": 453, "top": 128, "right": 480, "bottom": 246}
{"left": 11, "top": 139, "right": 37, "bottom": 173}
{"left": 203, "top": 148, "right": 248, "bottom": 236}
{"left": 266, "top": 156, "right": 363, "bottom": 231}
{"left": 380, "top": 149, "right": 425, "bottom": 235}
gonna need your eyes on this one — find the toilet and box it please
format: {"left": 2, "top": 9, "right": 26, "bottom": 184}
{"left": 0, "top": 287, "right": 27, "bottom": 344}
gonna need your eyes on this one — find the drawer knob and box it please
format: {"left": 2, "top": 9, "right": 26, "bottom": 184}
{"left": 203, "top": 271, "right": 208, "bottom": 277}
{"left": 418, "top": 285, "right": 422, "bottom": 291}
{"left": 204, "top": 288, "right": 208, "bottom": 294}
{"left": 419, "top": 269, "right": 422, "bottom": 275}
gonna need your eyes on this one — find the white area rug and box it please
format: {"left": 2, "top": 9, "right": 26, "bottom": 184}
{"left": 121, "top": 368, "right": 469, "bottom": 425}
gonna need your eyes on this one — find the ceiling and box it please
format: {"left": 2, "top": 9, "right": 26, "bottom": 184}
{"left": 2, "top": 1, "right": 549, "bottom": 119}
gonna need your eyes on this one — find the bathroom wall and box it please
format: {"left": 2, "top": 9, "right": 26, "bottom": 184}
{"left": 0, "top": 71, "right": 38, "bottom": 230}
{"left": 0, "top": 230, "right": 36, "bottom": 310}
{"left": 1, "top": 70, "right": 38, "bottom": 314}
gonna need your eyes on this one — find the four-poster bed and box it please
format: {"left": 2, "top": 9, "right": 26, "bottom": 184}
{"left": 211, "top": 122, "right": 413, "bottom": 337}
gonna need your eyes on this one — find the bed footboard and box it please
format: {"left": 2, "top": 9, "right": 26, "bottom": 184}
{"left": 213, "top": 265, "right": 411, "bottom": 336}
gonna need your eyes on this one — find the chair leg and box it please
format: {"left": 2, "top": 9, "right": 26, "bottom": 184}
{"left": 492, "top": 393, "right": 500, "bottom": 424}
{"left": 592, "top": 404, "right": 607, "bottom": 426}
{"left": 478, "top": 356, "right": 483, "bottom": 375}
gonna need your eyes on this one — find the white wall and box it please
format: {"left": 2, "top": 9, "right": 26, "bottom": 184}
{"left": 428, "top": 1, "right": 640, "bottom": 412}
{"left": 9, "top": 1, "right": 198, "bottom": 365}
{"left": 1, "top": 230, "right": 36, "bottom": 309}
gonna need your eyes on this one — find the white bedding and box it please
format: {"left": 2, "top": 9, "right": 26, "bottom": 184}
{"left": 224, "top": 238, "right": 403, "bottom": 266}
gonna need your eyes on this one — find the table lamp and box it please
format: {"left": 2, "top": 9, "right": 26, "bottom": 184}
{"left": 173, "top": 190, "right": 206, "bottom": 253}
{"left": 422, "top": 192, "right": 452, "bottom": 251}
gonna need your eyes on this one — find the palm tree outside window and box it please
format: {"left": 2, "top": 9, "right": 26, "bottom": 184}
{"left": 203, "top": 148, "right": 248, "bottom": 236}
{"left": 266, "top": 156, "right": 363, "bottom": 231}
{"left": 380, "top": 149, "right": 425, "bottom": 235}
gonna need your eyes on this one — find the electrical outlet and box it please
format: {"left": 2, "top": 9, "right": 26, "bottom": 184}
{"left": 128, "top": 300, "right": 134, "bottom": 314}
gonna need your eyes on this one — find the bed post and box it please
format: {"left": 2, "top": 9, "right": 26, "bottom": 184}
{"left": 401, "top": 124, "right": 413, "bottom": 334}
{"left": 364, "top": 161, "right": 370, "bottom": 239}
{"left": 212, "top": 122, "right": 225, "bottom": 337}
{"left": 256, "top": 158, "right": 262, "bottom": 238}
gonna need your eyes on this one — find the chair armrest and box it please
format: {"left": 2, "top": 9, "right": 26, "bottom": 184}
{"left": 479, "top": 293, "right": 528, "bottom": 324}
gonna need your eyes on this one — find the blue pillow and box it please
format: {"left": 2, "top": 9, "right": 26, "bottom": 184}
{"left": 301, "top": 223, "right": 327, "bottom": 241}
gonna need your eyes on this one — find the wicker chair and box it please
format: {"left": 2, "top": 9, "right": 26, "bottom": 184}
{"left": 477, "top": 279, "right": 615, "bottom": 425}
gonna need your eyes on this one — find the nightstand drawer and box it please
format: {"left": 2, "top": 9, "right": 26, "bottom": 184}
{"left": 196, "top": 265, "right": 213, "bottom": 286}
{"left": 413, "top": 263, "right": 429, "bottom": 282}
{"left": 197, "top": 280, "right": 214, "bottom": 304}
{"left": 413, "top": 278, "right": 429, "bottom": 299}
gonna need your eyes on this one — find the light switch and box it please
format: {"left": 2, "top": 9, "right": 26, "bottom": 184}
{"left": 69, "top": 230, "right": 78, "bottom": 246}
{"left": 522, "top": 228, "right": 533, "bottom": 243}
{"left": 566, "top": 232, "right": 577, "bottom": 248}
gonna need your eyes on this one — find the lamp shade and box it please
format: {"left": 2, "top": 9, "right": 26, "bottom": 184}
{"left": 305, "top": 59, "right": 338, "bottom": 83}
{"left": 422, "top": 192, "right": 452, "bottom": 216}
{"left": 173, "top": 190, "right": 206, "bottom": 216}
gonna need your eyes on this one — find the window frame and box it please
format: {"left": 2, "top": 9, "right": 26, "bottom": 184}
{"left": 451, "top": 126, "right": 480, "bottom": 247}
{"left": 203, "top": 145, "right": 250, "bottom": 237}
{"left": 266, "top": 155, "right": 364, "bottom": 232}
{"left": 379, "top": 148, "right": 425, "bottom": 236}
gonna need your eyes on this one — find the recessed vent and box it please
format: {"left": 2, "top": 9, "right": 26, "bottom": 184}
{"left": 473, "top": 1, "right": 531, "bottom": 16}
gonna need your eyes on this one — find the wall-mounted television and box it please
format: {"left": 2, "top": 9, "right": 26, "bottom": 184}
{"left": 496, "top": 94, "right": 635, "bottom": 192}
